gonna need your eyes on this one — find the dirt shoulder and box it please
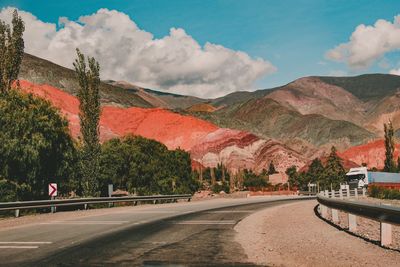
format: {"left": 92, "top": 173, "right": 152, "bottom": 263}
{"left": 235, "top": 200, "right": 400, "bottom": 267}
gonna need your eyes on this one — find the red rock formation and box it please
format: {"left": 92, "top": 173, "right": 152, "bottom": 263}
{"left": 20, "top": 80, "right": 217, "bottom": 150}
{"left": 19, "top": 80, "right": 307, "bottom": 173}
{"left": 340, "top": 139, "right": 400, "bottom": 170}
{"left": 190, "top": 129, "right": 307, "bottom": 174}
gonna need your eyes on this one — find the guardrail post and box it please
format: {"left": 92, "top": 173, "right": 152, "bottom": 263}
{"left": 346, "top": 185, "right": 350, "bottom": 198}
{"left": 348, "top": 214, "right": 357, "bottom": 231}
{"left": 84, "top": 204, "right": 88, "bottom": 210}
{"left": 362, "top": 188, "right": 366, "bottom": 197}
{"left": 153, "top": 200, "right": 157, "bottom": 204}
{"left": 321, "top": 205, "right": 328, "bottom": 218}
{"left": 188, "top": 197, "right": 191, "bottom": 202}
{"left": 133, "top": 201, "right": 138, "bottom": 206}
{"left": 381, "top": 222, "right": 392, "bottom": 246}
{"left": 15, "top": 209, "right": 20, "bottom": 218}
{"left": 354, "top": 188, "right": 358, "bottom": 199}
{"left": 339, "top": 188, "right": 343, "bottom": 199}
{"left": 332, "top": 209, "right": 339, "bottom": 223}
{"left": 331, "top": 190, "right": 335, "bottom": 198}
{"left": 324, "top": 190, "right": 329, "bottom": 198}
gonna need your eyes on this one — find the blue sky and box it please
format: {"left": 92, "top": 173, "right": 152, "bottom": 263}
{"left": 1, "top": 0, "right": 400, "bottom": 94}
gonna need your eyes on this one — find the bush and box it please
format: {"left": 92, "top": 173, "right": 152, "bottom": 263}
{"left": 368, "top": 185, "right": 400, "bottom": 200}
{"left": 211, "top": 182, "right": 230, "bottom": 194}
{"left": 0, "top": 90, "right": 78, "bottom": 200}
{"left": 0, "top": 179, "right": 17, "bottom": 202}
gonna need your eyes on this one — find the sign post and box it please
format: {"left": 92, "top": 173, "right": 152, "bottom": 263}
{"left": 49, "top": 183, "right": 57, "bottom": 213}
{"left": 108, "top": 184, "right": 114, "bottom": 208}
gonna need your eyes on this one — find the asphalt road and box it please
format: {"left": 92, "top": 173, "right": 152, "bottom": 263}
{"left": 0, "top": 196, "right": 314, "bottom": 266}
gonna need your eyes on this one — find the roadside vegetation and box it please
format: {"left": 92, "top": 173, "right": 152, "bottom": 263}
{"left": 195, "top": 162, "right": 277, "bottom": 194}
{"left": 368, "top": 185, "right": 400, "bottom": 200}
{"left": 286, "top": 146, "right": 346, "bottom": 191}
{"left": 368, "top": 121, "right": 400, "bottom": 200}
{"left": 0, "top": 11, "right": 197, "bottom": 203}
{"left": 99, "top": 135, "right": 199, "bottom": 196}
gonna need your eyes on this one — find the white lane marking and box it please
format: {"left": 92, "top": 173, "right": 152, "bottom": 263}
{"left": 205, "top": 210, "right": 252, "bottom": 214}
{"left": 172, "top": 220, "right": 236, "bottom": 225}
{"left": 133, "top": 220, "right": 149, "bottom": 225}
{"left": 0, "top": 246, "right": 39, "bottom": 249}
{"left": 0, "top": 242, "right": 52, "bottom": 244}
{"left": 129, "top": 211, "right": 178, "bottom": 214}
{"left": 40, "top": 220, "right": 128, "bottom": 225}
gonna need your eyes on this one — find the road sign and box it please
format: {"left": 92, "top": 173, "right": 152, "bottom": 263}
{"left": 49, "top": 183, "right": 57, "bottom": 197}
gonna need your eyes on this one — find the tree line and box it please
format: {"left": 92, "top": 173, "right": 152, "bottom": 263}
{"left": 194, "top": 162, "right": 278, "bottom": 193}
{"left": 286, "top": 146, "right": 346, "bottom": 191}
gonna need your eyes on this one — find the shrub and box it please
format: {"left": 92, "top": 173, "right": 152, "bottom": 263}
{"left": 212, "top": 182, "right": 230, "bottom": 194}
{"left": 368, "top": 185, "right": 400, "bottom": 200}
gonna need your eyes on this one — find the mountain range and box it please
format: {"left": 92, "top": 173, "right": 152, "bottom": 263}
{"left": 18, "top": 53, "right": 400, "bottom": 177}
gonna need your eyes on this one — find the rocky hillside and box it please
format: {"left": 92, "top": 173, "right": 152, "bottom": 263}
{"left": 194, "top": 97, "right": 374, "bottom": 151}
{"left": 340, "top": 140, "right": 400, "bottom": 170}
{"left": 107, "top": 80, "right": 208, "bottom": 109}
{"left": 20, "top": 80, "right": 306, "bottom": 175}
{"left": 19, "top": 53, "right": 208, "bottom": 109}
{"left": 18, "top": 53, "right": 400, "bottom": 171}
{"left": 193, "top": 74, "right": 400, "bottom": 162}
{"left": 265, "top": 77, "right": 366, "bottom": 126}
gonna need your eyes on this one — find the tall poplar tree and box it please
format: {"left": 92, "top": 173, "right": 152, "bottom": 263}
{"left": 0, "top": 9, "right": 24, "bottom": 94}
{"left": 322, "top": 146, "right": 346, "bottom": 190}
{"left": 74, "top": 49, "right": 101, "bottom": 196}
{"left": 384, "top": 121, "right": 396, "bottom": 172}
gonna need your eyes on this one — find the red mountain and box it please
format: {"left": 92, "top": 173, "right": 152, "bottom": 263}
{"left": 20, "top": 80, "right": 307, "bottom": 175}
{"left": 340, "top": 139, "right": 400, "bottom": 170}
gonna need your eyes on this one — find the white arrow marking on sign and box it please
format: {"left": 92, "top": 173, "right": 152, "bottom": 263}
{"left": 49, "top": 183, "right": 57, "bottom": 197}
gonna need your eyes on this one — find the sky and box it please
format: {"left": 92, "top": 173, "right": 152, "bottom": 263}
{"left": 0, "top": 0, "right": 399, "bottom": 98}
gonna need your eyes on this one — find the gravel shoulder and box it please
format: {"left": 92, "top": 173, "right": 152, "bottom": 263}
{"left": 235, "top": 200, "right": 400, "bottom": 267}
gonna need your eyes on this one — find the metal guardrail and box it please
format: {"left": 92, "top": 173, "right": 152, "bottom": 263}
{"left": 298, "top": 191, "right": 317, "bottom": 196}
{"left": 317, "top": 188, "right": 399, "bottom": 246}
{"left": 0, "top": 194, "right": 192, "bottom": 212}
{"left": 317, "top": 194, "right": 400, "bottom": 225}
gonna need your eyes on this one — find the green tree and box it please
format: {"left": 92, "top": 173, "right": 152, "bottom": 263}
{"left": 243, "top": 169, "right": 268, "bottom": 189}
{"left": 308, "top": 158, "right": 324, "bottom": 184}
{"left": 0, "top": 90, "right": 78, "bottom": 200}
{"left": 384, "top": 121, "right": 396, "bottom": 172}
{"left": 286, "top": 166, "right": 298, "bottom": 188}
{"left": 0, "top": 9, "right": 25, "bottom": 94}
{"left": 321, "top": 146, "right": 346, "bottom": 190}
{"left": 268, "top": 161, "right": 277, "bottom": 175}
{"left": 73, "top": 49, "right": 101, "bottom": 196}
{"left": 215, "top": 163, "right": 230, "bottom": 183}
{"left": 99, "top": 135, "right": 198, "bottom": 196}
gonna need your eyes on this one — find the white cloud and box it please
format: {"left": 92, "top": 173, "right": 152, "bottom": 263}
{"left": 390, "top": 68, "right": 400, "bottom": 75}
{"left": 0, "top": 7, "right": 276, "bottom": 98}
{"left": 326, "top": 15, "right": 400, "bottom": 69}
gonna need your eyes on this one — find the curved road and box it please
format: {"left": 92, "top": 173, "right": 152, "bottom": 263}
{"left": 0, "top": 196, "right": 314, "bottom": 266}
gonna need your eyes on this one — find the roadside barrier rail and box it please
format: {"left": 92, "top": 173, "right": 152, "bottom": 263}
{"left": 317, "top": 188, "right": 400, "bottom": 247}
{"left": 298, "top": 191, "right": 317, "bottom": 196}
{"left": 0, "top": 194, "right": 192, "bottom": 217}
